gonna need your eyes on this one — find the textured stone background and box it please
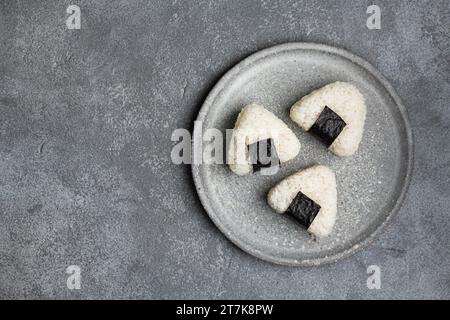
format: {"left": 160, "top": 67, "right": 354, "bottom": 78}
{"left": 0, "top": 0, "right": 449, "bottom": 299}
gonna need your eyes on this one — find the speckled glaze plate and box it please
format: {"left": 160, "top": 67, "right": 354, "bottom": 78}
{"left": 192, "top": 43, "right": 413, "bottom": 266}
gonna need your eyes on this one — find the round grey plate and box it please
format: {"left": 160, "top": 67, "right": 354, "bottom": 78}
{"left": 192, "top": 43, "right": 413, "bottom": 266}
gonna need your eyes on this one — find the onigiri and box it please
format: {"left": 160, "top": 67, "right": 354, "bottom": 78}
{"left": 228, "top": 103, "right": 301, "bottom": 175}
{"left": 267, "top": 165, "right": 337, "bottom": 238}
{"left": 290, "top": 81, "right": 367, "bottom": 157}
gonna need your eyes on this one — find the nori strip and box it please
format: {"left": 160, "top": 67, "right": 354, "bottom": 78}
{"left": 285, "top": 191, "right": 321, "bottom": 228}
{"left": 309, "top": 106, "right": 346, "bottom": 147}
{"left": 247, "top": 138, "right": 280, "bottom": 172}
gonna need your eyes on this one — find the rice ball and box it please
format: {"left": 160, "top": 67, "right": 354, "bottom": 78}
{"left": 228, "top": 103, "right": 301, "bottom": 175}
{"left": 290, "top": 81, "right": 367, "bottom": 157}
{"left": 267, "top": 165, "right": 337, "bottom": 238}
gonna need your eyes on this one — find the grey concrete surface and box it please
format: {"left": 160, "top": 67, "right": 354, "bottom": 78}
{"left": 0, "top": 0, "right": 449, "bottom": 299}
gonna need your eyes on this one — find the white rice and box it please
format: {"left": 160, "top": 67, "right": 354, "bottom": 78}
{"left": 290, "top": 81, "right": 367, "bottom": 157}
{"left": 228, "top": 103, "right": 301, "bottom": 175}
{"left": 267, "top": 165, "right": 337, "bottom": 238}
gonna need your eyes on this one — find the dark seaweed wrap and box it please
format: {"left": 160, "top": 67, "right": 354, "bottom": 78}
{"left": 309, "top": 106, "right": 346, "bottom": 147}
{"left": 285, "top": 191, "right": 321, "bottom": 228}
{"left": 247, "top": 138, "right": 280, "bottom": 172}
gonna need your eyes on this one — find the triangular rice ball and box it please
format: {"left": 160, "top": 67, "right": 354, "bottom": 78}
{"left": 228, "top": 103, "right": 301, "bottom": 175}
{"left": 290, "top": 82, "right": 367, "bottom": 157}
{"left": 267, "top": 165, "right": 337, "bottom": 238}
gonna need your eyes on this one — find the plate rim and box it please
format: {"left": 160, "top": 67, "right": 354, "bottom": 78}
{"left": 191, "top": 42, "right": 414, "bottom": 266}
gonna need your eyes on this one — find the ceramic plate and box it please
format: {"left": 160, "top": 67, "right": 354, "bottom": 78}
{"left": 192, "top": 43, "right": 413, "bottom": 266}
